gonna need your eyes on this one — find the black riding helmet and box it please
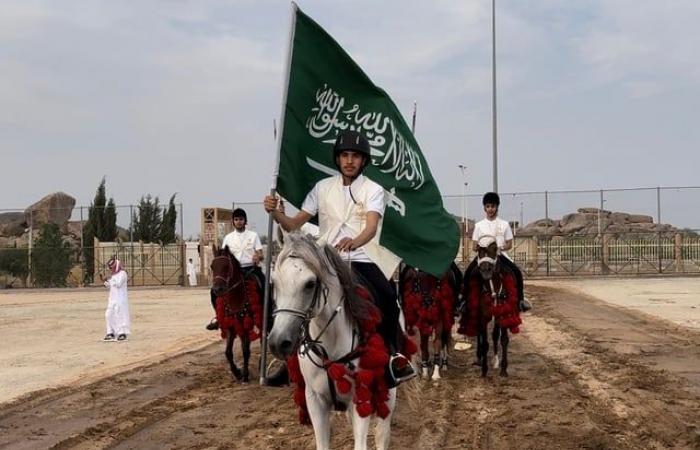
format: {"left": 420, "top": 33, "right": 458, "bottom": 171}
{"left": 232, "top": 208, "right": 247, "bottom": 223}
{"left": 332, "top": 130, "right": 371, "bottom": 171}
{"left": 482, "top": 192, "right": 500, "bottom": 206}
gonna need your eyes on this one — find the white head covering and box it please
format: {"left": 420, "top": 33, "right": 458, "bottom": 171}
{"left": 107, "top": 257, "right": 123, "bottom": 274}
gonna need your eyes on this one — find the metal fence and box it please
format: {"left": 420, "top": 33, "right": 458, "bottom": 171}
{"left": 0, "top": 203, "right": 186, "bottom": 288}
{"left": 2, "top": 186, "right": 698, "bottom": 287}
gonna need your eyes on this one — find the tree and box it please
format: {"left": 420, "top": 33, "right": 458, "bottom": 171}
{"left": 32, "top": 223, "right": 72, "bottom": 287}
{"left": 103, "top": 198, "right": 118, "bottom": 241}
{"left": 160, "top": 194, "right": 178, "bottom": 244}
{"left": 0, "top": 248, "right": 29, "bottom": 286}
{"left": 133, "top": 195, "right": 162, "bottom": 243}
{"left": 82, "top": 178, "right": 118, "bottom": 283}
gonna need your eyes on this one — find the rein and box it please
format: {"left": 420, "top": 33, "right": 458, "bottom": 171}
{"left": 212, "top": 255, "right": 244, "bottom": 294}
{"left": 273, "top": 261, "right": 363, "bottom": 410}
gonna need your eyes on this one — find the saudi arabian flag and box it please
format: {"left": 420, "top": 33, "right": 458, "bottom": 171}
{"left": 275, "top": 4, "right": 460, "bottom": 276}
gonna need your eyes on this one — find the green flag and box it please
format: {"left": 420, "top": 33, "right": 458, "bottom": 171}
{"left": 275, "top": 4, "right": 460, "bottom": 276}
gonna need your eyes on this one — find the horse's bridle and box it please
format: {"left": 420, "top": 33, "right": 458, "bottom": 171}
{"left": 272, "top": 259, "right": 354, "bottom": 368}
{"left": 212, "top": 255, "right": 244, "bottom": 294}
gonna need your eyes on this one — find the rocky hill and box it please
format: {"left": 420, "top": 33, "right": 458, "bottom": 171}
{"left": 517, "top": 207, "right": 685, "bottom": 237}
{"left": 0, "top": 192, "right": 81, "bottom": 248}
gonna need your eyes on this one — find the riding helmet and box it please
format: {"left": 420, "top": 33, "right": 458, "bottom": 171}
{"left": 332, "top": 130, "right": 371, "bottom": 170}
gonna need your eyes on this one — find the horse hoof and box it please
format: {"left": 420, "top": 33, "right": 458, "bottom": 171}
{"left": 492, "top": 355, "right": 500, "bottom": 370}
{"left": 431, "top": 365, "right": 441, "bottom": 380}
{"left": 231, "top": 369, "right": 243, "bottom": 381}
{"left": 500, "top": 370, "right": 508, "bottom": 377}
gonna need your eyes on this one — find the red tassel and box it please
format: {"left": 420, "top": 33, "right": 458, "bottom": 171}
{"left": 356, "top": 402, "right": 374, "bottom": 418}
{"left": 293, "top": 389, "right": 306, "bottom": 406}
{"left": 403, "top": 335, "right": 418, "bottom": 356}
{"left": 355, "top": 369, "right": 374, "bottom": 386}
{"left": 337, "top": 378, "right": 352, "bottom": 394}
{"left": 360, "top": 349, "right": 389, "bottom": 369}
{"left": 376, "top": 401, "right": 391, "bottom": 419}
{"left": 355, "top": 385, "right": 371, "bottom": 403}
{"left": 327, "top": 363, "right": 347, "bottom": 381}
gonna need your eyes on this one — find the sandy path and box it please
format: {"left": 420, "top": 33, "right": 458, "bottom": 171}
{"left": 1, "top": 281, "right": 699, "bottom": 449}
{"left": 0, "top": 287, "right": 217, "bottom": 403}
{"left": 528, "top": 277, "right": 700, "bottom": 330}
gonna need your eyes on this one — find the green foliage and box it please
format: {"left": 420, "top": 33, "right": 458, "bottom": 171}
{"left": 133, "top": 195, "right": 162, "bottom": 243}
{"left": 0, "top": 248, "right": 29, "bottom": 281}
{"left": 32, "top": 223, "right": 72, "bottom": 287}
{"left": 160, "top": 194, "right": 177, "bottom": 244}
{"left": 103, "top": 198, "right": 118, "bottom": 241}
{"left": 82, "top": 178, "right": 119, "bottom": 283}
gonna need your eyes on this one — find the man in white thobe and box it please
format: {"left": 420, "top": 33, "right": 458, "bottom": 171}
{"left": 103, "top": 258, "right": 130, "bottom": 341}
{"left": 186, "top": 258, "right": 198, "bottom": 287}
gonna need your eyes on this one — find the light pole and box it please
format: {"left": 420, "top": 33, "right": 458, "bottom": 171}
{"left": 491, "top": 0, "right": 498, "bottom": 193}
{"left": 458, "top": 165, "right": 468, "bottom": 262}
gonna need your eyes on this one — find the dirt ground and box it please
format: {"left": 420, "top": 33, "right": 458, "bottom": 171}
{"left": 1, "top": 280, "right": 699, "bottom": 449}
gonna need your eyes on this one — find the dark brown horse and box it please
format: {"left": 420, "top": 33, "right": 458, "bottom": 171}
{"left": 210, "top": 245, "right": 263, "bottom": 382}
{"left": 400, "top": 262, "right": 462, "bottom": 380}
{"left": 458, "top": 237, "right": 521, "bottom": 377}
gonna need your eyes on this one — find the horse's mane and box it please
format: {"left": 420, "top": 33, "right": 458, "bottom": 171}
{"left": 277, "top": 232, "right": 375, "bottom": 327}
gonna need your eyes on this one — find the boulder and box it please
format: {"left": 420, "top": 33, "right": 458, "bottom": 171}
{"left": 560, "top": 213, "right": 598, "bottom": 234}
{"left": 609, "top": 212, "right": 630, "bottom": 224}
{"left": 24, "top": 192, "right": 76, "bottom": 229}
{"left": 628, "top": 214, "right": 653, "bottom": 224}
{"left": 0, "top": 212, "right": 26, "bottom": 237}
{"left": 577, "top": 207, "right": 611, "bottom": 215}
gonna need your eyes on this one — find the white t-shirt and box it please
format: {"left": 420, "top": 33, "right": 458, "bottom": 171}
{"left": 221, "top": 229, "right": 263, "bottom": 267}
{"left": 301, "top": 174, "right": 384, "bottom": 262}
{"left": 472, "top": 217, "right": 513, "bottom": 250}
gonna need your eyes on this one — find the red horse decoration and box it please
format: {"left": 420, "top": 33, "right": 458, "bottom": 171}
{"left": 458, "top": 237, "right": 521, "bottom": 377}
{"left": 400, "top": 262, "right": 462, "bottom": 380}
{"left": 210, "top": 245, "right": 263, "bottom": 382}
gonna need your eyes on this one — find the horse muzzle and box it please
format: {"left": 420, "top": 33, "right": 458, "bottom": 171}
{"left": 268, "top": 318, "right": 303, "bottom": 360}
{"left": 478, "top": 262, "right": 495, "bottom": 280}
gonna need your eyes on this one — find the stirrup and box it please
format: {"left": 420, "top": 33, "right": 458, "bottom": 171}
{"left": 389, "top": 353, "right": 417, "bottom": 385}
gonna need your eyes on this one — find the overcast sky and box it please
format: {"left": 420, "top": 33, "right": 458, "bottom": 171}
{"left": 2, "top": 0, "right": 699, "bottom": 236}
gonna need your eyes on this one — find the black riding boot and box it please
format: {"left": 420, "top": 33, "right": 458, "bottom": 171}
{"left": 206, "top": 289, "right": 219, "bottom": 330}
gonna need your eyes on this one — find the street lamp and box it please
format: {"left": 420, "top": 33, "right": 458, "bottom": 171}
{"left": 491, "top": 0, "right": 498, "bottom": 193}
{"left": 458, "top": 165, "right": 468, "bottom": 262}
{"left": 458, "top": 165, "right": 468, "bottom": 225}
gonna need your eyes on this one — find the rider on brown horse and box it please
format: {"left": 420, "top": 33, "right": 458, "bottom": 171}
{"left": 207, "top": 208, "right": 266, "bottom": 330}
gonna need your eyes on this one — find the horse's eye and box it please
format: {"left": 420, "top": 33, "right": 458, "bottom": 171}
{"left": 304, "top": 280, "right": 316, "bottom": 290}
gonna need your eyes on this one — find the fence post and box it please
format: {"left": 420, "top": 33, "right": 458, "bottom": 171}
{"left": 657, "top": 186, "right": 662, "bottom": 273}
{"left": 545, "top": 190, "right": 550, "bottom": 276}
{"left": 180, "top": 203, "right": 185, "bottom": 287}
{"left": 27, "top": 209, "right": 33, "bottom": 287}
{"left": 599, "top": 189, "right": 608, "bottom": 274}
{"left": 79, "top": 206, "right": 84, "bottom": 287}
{"left": 130, "top": 205, "right": 134, "bottom": 286}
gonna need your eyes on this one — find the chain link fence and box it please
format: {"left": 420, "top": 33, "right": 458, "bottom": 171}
{"left": 2, "top": 186, "right": 698, "bottom": 288}
{"left": 0, "top": 203, "right": 185, "bottom": 288}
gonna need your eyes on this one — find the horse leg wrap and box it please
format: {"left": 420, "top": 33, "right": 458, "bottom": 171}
{"left": 421, "top": 359, "right": 430, "bottom": 379}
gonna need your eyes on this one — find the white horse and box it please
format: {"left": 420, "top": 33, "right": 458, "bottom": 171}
{"left": 268, "top": 233, "right": 396, "bottom": 450}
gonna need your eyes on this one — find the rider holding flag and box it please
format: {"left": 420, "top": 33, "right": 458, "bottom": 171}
{"left": 264, "top": 130, "right": 416, "bottom": 386}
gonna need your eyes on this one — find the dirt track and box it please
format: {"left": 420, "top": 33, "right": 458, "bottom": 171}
{"left": 1, "top": 285, "right": 699, "bottom": 450}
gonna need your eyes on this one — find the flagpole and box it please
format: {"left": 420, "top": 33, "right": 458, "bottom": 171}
{"left": 411, "top": 101, "right": 417, "bottom": 134}
{"left": 259, "top": 1, "right": 298, "bottom": 386}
